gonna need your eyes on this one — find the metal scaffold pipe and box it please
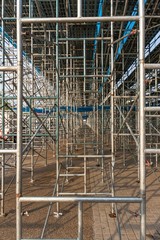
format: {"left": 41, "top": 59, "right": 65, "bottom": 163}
{"left": 21, "top": 16, "right": 139, "bottom": 23}
{"left": 0, "top": 66, "right": 17, "bottom": 71}
{"left": 110, "top": 0, "right": 115, "bottom": 215}
{"left": 139, "top": 0, "right": 146, "bottom": 239}
{"left": 78, "top": 202, "right": 83, "bottom": 240}
{"left": 77, "top": 0, "right": 82, "bottom": 18}
{"left": 16, "top": 0, "right": 23, "bottom": 239}
{"left": 55, "top": 0, "right": 60, "bottom": 215}
{"left": 145, "top": 149, "right": 160, "bottom": 154}
{"left": 144, "top": 63, "right": 160, "bottom": 69}
{"left": 19, "top": 196, "right": 142, "bottom": 203}
{"left": 145, "top": 107, "right": 160, "bottom": 111}
{"left": 0, "top": 150, "right": 17, "bottom": 154}
{"left": 1, "top": 0, "right": 5, "bottom": 217}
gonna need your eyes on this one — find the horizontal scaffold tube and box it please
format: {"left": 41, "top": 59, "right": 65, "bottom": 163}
{"left": 2, "top": 15, "right": 159, "bottom": 21}
{"left": 59, "top": 193, "right": 112, "bottom": 196}
{"left": 145, "top": 149, "right": 160, "bottom": 154}
{"left": 0, "top": 66, "right": 17, "bottom": 71}
{"left": 0, "top": 150, "right": 17, "bottom": 154}
{"left": 58, "top": 155, "right": 112, "bottom": 158}
{"left": 145, "top": 107, "right": 160, "bottom": 111}
{"left": 19, "top": 196, "right": 142, "bottom": 203}
{"left": 59, "top": 37, "right": 111, "bottom": 41}
{"left": 21, "top": 16, "right": 139, "bottom": 23}
{"left": 144, "top": 63, "right": 160, "bottom": 69}
{"left": 22, "top": 239, "right": 77, "bottom": 240}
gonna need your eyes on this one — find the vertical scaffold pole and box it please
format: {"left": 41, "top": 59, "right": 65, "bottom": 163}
{"left": 55, "top": 0, "right": 60, "bottom": 214}
{"left": 1, "top": 0, "right": 5, "bottom": 217}
{"left": 137, "top": 33, "right": 140, "bottom": 181}
{"left": 83, "top": 39, "right": 86, "bottom": 93}
{"left": 96, "top": 54, "right": 99, "bottom": 165}
{"left": 122, "top": 50, "right": 126, "bottom": 166}
{"left": 78, "top": 201, "right": 83, "bottom": 240}
{"left": 29, "top": 0, "right": 34, "bottom": 183}
{"left": 16, "top": 0, "right": 23, "bottom": 239}
{"left": 101, "top": 28, "right": 104, "bottom": 182}
{"left": 83, "top": 39, "right": 86, "bottom": 106}
{"left": 139, "top": 0, "right": 146, "bottom": 239}
{"left": 77, "top": 0, "right": 82, "bottom": 18}
{"left": 66, "top": 0, "right": 69, "bottom": 182}
{"left": 110, "top": 0, "right": 115, "bottom": 213}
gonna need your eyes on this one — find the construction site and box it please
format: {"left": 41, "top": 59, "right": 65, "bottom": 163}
{"left": 0, "top": 0, "right": 160, "bottom": 239}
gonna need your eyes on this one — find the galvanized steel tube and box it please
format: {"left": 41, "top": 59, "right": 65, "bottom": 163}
{"left": 55, "top": 0, "right": 60, "bottom": 214}
{"left": 139, "top": 0, "right": 146, "bottom": 239}
{"left": 19, "top": 196, "right": 142, "bottom": 203}
{"left": 77, "top": 0, "right": 82, "bottom": 18}
{"left": 110, "top": 0, "right": 115, "bottom": 214}
{"left": 16, "top": 0, "right": 23, "bottom": 239}
{"left": 1, "top": 0, "right": 5, "bottom": 217}
{"left": 78, "top": 202, "right": 83, "bottom": 240}
{"left": 0, "top": 66, "right": 17, "bottom": 71}
{"left": 21, "top": 16, "right": 139, "bottom": 23}
{"left": 144, "top": 63, "right": 160, "bottom": 69}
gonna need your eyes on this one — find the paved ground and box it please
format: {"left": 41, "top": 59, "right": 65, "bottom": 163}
{"left": 91, "top": 156, "right": 160, "bottom": 240}
{"left": 1, "top": 144, "right": 160, "bottom": 239}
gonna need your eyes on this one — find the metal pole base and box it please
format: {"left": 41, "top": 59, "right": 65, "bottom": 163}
{"left": 30, "top": 179, "right": 34, "bottom": 184}
{"left": 109, "top": 212, "right": 116, "bottom": 218}
{"left": 0, "top": 213, "right": 6, "bottom": 217}
{"left": 53, "top": 212, "right": 63, "bottom": 218}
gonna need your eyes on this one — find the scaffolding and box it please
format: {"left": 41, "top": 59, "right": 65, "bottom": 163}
{"left": 0, "top": 0, "right": 160, "bottom": 239}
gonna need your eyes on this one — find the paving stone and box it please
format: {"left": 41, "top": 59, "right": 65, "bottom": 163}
{"left": 91, "top": 160, "right": 160, "bottom": 240}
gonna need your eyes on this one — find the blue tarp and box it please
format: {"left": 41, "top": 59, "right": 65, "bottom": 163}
{"left": 13, "top": 105, "right": 136, "bottom": 113}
